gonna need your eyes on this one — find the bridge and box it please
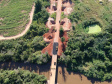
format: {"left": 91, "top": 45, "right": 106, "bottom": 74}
{"left": 45, "top": 0, "right": 73, "bottom": 83}
{"left": 48, "top": 0, "right": 62, "bottom": 84}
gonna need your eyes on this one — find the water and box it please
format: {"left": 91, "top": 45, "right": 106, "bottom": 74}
{"left": 0, "top": 61, "right": 111, "bottom": 84}
{"left": 88, "top": 25, "right": 101, "bottom": 34}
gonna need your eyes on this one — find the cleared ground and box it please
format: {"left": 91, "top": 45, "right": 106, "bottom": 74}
{"left": 88, "top": 25, "right": 101, "bottom": 34}
{"left": 0, "top": 0, "right": 34, "bottom": 36}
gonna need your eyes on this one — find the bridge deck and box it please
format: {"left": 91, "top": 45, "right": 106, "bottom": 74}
{"left": 49, "top": 0, "right": 62, "bottom": 84}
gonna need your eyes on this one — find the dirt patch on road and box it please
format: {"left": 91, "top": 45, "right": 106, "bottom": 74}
{"left": 42, "top": 31, "right": 69, "bottom": 56}
{"left": 42, "top": 0, "right": 72, "bottom": 57}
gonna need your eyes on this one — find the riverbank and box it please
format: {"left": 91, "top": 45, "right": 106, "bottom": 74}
{"left": 0, "top": 61, "right": 111, "bottom": 84}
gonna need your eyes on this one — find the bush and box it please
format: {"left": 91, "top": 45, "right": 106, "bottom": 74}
{"left": 61, "top": 37, "right": 65, "bottom": 43}
{"left": 0, "top": 69, "right": 47, "bottom": 84}
{"left": 61, "top": 12, "right": 65, "bottom": 19}
{"left": 51, "top": 12, "right": 56, "bottom": 20}
{"left": 60, "top": 28, "right": 64, "bottom": 36}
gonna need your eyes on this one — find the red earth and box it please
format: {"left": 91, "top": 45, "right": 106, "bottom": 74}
{"left": 42, "top": 0, "right": 72, "bottom": 57}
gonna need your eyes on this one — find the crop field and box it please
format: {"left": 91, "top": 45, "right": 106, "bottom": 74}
{"left": 0, "top": 0, "right": 35, "bottom": 36}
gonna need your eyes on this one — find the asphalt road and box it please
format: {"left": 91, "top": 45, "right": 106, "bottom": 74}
{"left": 53, "top": 42, "right": 58, "bottom": 55}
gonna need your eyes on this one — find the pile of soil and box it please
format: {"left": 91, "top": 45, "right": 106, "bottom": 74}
{"left": 42, "top": 0, "right": 72, "bottom": 57}
{"left": 42, "top": 27, "right": 56, "bottom": 56}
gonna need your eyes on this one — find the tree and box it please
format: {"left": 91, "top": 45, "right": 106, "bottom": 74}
{"left": 61, "top": 12, "right": 65, "bottom": 19}
{"left": 35, "top": 0, "right": 42, "bottom": 13}
{"left": 0, "top": 69, "right": 47, "bottom": 84}
{"left": 51, "top": 12, "right": 56, "bottom": 20}
{"left": 60, "top": 28, "right": 64, "bottom": 36}
{"left": 34, "top": 10, "right": 49, "bottom": 23}
{"left": 61, "top": 37, "right": 65, "bottom": 43}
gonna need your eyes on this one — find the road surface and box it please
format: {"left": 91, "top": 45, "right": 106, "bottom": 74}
{"left": 49, "top": 0, "right": 62, "bottom": 84}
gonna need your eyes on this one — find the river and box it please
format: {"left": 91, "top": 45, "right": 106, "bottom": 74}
{"left": 0, "top": 61, "right": 111, "bottom": 84}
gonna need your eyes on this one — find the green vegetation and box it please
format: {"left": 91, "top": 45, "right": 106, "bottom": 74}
{"left": 1, "top": 0, "right": 112, "bottom": 82}
{"left": 0, "top": 1, "right": 49, "bottom": 83}
{"left": 0, "top": 0, "right": 50, "bottom": 64}
{"left": 61, "top": 37, "right": 65, "bottom": 43}
{"left": 61, "top": 12, "right": 66, "bottom": 19}
{"left": 0, "top": 0, "right": 35, "bottom": 36}
{"left": 0, "top": 69, "right": 47, "bottom": 84}
{"left": 59, "top": 0, "right": 112, "bottom": 81}
{"left": 51, "top": 12, "right": 56, "bottom": 20}
{"left": 59, "top": 28, "right": 64, "bottom": 36}
{"left": 88, "top": 25, "right": 101, "bottom": 34}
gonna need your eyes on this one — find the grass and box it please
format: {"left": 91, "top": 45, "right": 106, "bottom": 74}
{"left": 69, "top": 0, "right": 112, "bottom": 33}
{"left": 0, "top": 0, "right": 35, "bottom": 36}
{"left": 88, "top": 25, "right": 101, "bottom": 34}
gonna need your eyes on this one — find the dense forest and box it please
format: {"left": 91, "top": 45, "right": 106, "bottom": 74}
{"left": 0, "top": 69, "right": 47, "bottom": 84}
{"left": 59, "top": 0, "right": 112, "bottom": 81}
{"left": 0, "top": 0, "right": 50, "bottom": 64}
